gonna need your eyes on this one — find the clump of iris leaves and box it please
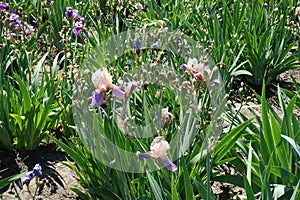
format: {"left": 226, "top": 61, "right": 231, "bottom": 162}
{"left": 0, "top": 1, "right": 299, "bottom": 200}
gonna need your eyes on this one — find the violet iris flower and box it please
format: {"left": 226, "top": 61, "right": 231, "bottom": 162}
{"left": 65, "top": 7, "right": 85, "bottom": 36}
{"left": 21, "top": 164, "right": 42, "bottom": 185}
{"left": 0, "top": 2, "right": 9, "bottom": 12}
{"left": 134, "top": 37, "right": 141, "bottom": 52}
{"left": 180, "top": 58, "right": 211, "bottom": 81}
{"left": 5, "top": 13, "right": 22, "bottom": 30}
{"left": 65, "top": 7, "right": 80, "bottom": 19}
{"left": 73, "top": 20, "right": 83, "bottom": 36}
{"left": 126, "top": 60, "right": 132, "bottom": 66}
{"left": 151, "top": 41, "right": 159, "bottom": 50}
{"left": 25, "top": 25, "right": 36, "bottom": 36}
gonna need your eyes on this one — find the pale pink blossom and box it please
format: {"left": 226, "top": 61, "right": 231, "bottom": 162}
{"left": 92, "top": 68, "right": 113, "bottom": 92}
{"left": 137, "top": 136, "right": 177, "bottom": 171}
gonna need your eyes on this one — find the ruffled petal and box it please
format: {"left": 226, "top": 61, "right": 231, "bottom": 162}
{"left": 92, "top": 91, "right": 104, "bottom": 107}
{"left": 33, "top": 164, "right": 42, "bottom": 177}
{"left": 112, "top": 85, "right": 125, "bottom": 99}
{"left": 161, "top": 157, "right": 177, "bottom": 171}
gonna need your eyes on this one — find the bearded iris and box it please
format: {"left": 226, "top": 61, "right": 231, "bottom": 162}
{"left": 74, "top": 20, "right": 84, "bottom": 36}
{"left": 180, "top": 58, "right": 211, "bottom": 81}
{"left": 5, "top": 13, "right": 22, "bottom": 30}
{"left": 65, "top": 7, "right": 79, "bottom": 19}
{"left": 137, "top": 136, "right": 177, "bottom": 171}
{"left": 25, "top": 25, "right": 36, "bottom": 36}
{"left": 0, "top": 2, "right": 9, "bottom": 12}
{"left": 65, "top": 7, "right": 85, "bottom": 36}
{"left": 21, "top": 164, "right": 42, "bottom": 185}
{"left": 91, "top": 68, "right": 139, "bottom": 107}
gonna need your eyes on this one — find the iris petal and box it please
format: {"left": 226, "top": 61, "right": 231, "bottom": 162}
{"left": 161, "top": 157, "right": 177, "bottom": 171}
{"left": 138, "top": 152, "right": 151, "bottom": 161}
{"left": 21, "top": 171, "right": 35, "bottom": 185}
{"left": 33, "top": 164, "right": 42, "bottom": 177}
{"left": 92, "top": 91, "right": 104, "bottom": 107}
{"left": 112, "top": 85, "right": 125, "bottom": 99}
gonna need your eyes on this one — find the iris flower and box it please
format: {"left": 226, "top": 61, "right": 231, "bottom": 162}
{"left": 65, "top": 7, "right": 85, "bottom": 36}
{"left": 25, "top": 25, "right": 36, "bottom": 36}
{"left": 137, "top": 136, "right": 177, "bottom": 171}
{"left": 5, "top": 13, "right": 22, "bottom": 30}
{"left": 134, "top": 3, "right": 143, "bottom": 11}
{"left": 151, "top": 41, "right": 159, "bottom": 50}
{"left": 73, "top": 20, "right": 83, "bottom": 36}
{"left": 91, "top": 68, "right": 139, "bottom": 107}
{"left": 65, "top": 7, "right": 80, "bottom": 19}
{"left": 180, "top": 58, "right": 210, "bottom": 81}
{"left": 0, "top": 2, "right": 9, "bottom": 12}
{"left": 134, "top": 37, "right": 141, "bottom": 53}
{"left": 126, "top": 60, "right": 132, "bottom": 66}
{"left": 162, "top": 108, "right": 174, "bottom": 127}
{"left": 21, "top": 164, "right": 42, "bottom": 185}
{"left": 296, "top": 7, "right": 300, "bottom": 17}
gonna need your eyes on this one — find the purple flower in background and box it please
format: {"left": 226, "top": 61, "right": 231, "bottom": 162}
{"left": 5, "top": 13, "right": 19, "bottom": 22}
{"left": 134, "top": 2, "right": 147, "bottom": 13}
{"left": 0, "top": 2, "right": 9, "bottom": 12}
{"left": 25, "top": 25, "right": 36, "bottom": 36}
{"left": 134, "top": 3, "right": 143, "bottom": 11}
{"left": 73, "top": 20, "right": 83, "bottom": 36}
{"left": 65, "top": 7, "right": 79, "bottom": 19}
{"left": 33, "top": 164, "right": 42, "bottom": 177}
{"left": 65, "top": 7, "right": 85, "bottom": 36}
{"left": 137, "top": 136, "right": 178, "bottom": 171}
{"left": 12, "top": 21, "right": 22, "bottom": 30}
{"left": 21, "top": 164, "right": 42, "bottom": 185}
{"left": 8, "top": 32, "right": 17, "bottom": 38}
{"left": 5, "top": 13, "right": 22, "bottom": 30}
{"left": 126, "top": 60, "right": 132, "bottom": 66}
{"left": 180, "top": 64, "right": 187, "bottom": 69}
{"left": 12, "top": 9, "right": 16, "bottom": 14}
{"left": 134, "top": 37, "right": 141, "bottom": 52}
{"left": 151, "top": 41, "right": 159, "bottom": 50}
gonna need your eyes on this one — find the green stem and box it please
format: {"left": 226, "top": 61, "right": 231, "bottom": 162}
{"left": 206, "top": 151, "right": 211, "bottom": 199}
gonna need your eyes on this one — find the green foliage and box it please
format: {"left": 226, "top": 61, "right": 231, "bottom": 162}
{"left": 242, "top": 3, "right": 299, "bottom": 86}
{"left": 1, "top": 0, "right": 299, "bottom": 199}
{"left": 0, "top": 53, "right": 63, "bottom": 150}
{"left": 226, "top": 81, "right": 300, "bottom": 199}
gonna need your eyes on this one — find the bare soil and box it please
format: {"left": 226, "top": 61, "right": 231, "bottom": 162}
{"left": 0, "top": 142, "right": 81, "bottom": 200}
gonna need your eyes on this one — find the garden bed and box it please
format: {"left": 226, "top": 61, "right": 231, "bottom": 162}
{"left": 1, "top": 1, "right": 300, "bottom": 199}
{"left": 0, "top": 142, "right": 81, "bottom": 200}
